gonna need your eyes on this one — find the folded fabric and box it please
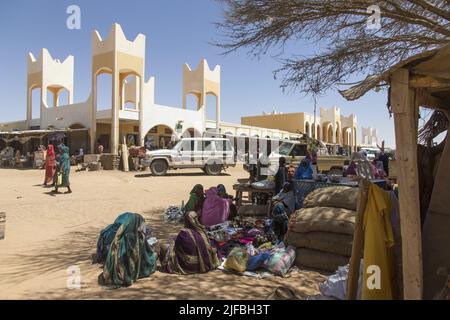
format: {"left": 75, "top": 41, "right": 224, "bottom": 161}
{"left": 239, "top": 237, "right": 255, "bottom": 245}
{"left": 224, "top": 247, "right": 249, "bottom": 273}
{"left": 264, "top": 245, "right": 296, "bottom": 276}
{"left": 247, "top": 252, "right": 271, "bottom": 271}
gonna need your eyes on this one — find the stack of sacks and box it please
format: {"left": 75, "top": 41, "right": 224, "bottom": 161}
{"left": 285, "top": 186, "right": 358, "bottom": 272}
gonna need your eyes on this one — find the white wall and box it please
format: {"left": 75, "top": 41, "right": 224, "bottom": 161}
{"left": 40, "top": 99, "right": 91, "bottom": 129}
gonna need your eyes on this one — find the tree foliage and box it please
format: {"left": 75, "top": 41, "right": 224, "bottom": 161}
{"left": 215, "top": 0, "right": 450, "bottom": 95}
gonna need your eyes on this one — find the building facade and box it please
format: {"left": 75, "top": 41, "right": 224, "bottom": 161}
{"left": 360, "top": 126, "right": 379, "bottom": 147}
{"left": 0, "top": 23, "right": 302, "bottom": 154}
{"left": 242, "top": 107, "right": 358, "bottom": 152}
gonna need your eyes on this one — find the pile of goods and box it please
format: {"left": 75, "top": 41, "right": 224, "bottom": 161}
{"left": 100, "top": 153, "right": 120, "bottom": 170}
{"left": 209, "top": 217, "right": 296, "bottom": 277}
{"left": 307, "top": 261, "right": 363, "bottom": 300}
{"left": 162, "top": 205, "right": 185, "bottom": 224}
{"left": 129, "top": 146, "right": 146, "bottom": 158}
{"left": 285, "top": 186, "right": 358, "bottom": 272}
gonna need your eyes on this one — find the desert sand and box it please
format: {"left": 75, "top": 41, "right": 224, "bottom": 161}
{"left": 0, "top": 166, "right": 326, "bottom": 299}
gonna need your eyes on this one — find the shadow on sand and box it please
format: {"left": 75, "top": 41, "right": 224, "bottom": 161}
{"left": 0, "top": 208, "right": 326, "bottom": 299}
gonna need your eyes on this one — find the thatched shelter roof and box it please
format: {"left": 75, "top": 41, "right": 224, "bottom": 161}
{"left": 339, "top": 44, "right": 450, "bottom": 104}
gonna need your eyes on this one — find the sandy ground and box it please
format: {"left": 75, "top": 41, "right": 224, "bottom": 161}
{"left": 0, "top": 165, "right": 326, "bottom": 300}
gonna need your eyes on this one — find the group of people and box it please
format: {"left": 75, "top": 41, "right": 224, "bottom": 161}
{"left": 344, "top": 150, "right": 389, "bottom": 180}
{"left": 43, "top": 143, "right": 72, "bottom": 194}
{"left": 159, "top": 184, "right": 237, "bottom": 275}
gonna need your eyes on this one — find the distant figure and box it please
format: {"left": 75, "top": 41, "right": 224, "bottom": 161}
{"left": 75, "top": 147, "right": 84, "bottom": 163}
{"left": 52, "top": 145, "right": 72, "bottom": 194}
{"left": 287, "top": 164, "right": 296, "bottom": 183}
{"left": 294, "top": 158, "right": 313, "bottom": 180}
{"left": 145, "top": 138, "right": 153, "bottom": 151}
{"left": 14, "top": 150, "right": 22, "bottom": 167}
{"left": 43, "top": 144, "right": 55, "bottom": 186}
{"left": 377, "top": 151, "right": 390, "bottom": 176}
{"left": 160, "top": 136, "right": 166, "bottom": 149}
{"left": 96, "top": 139, "right": 104, "bottom": 154}
{"left": 345, "top": 152, "right": 380, "bottom": 179}
{"left": 275, "top": 157, "right": 287, "bottom": 194}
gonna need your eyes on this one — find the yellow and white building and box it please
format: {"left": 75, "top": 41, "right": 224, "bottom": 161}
{"left": 0, "top": 23, "right": 302, "bottom": 154}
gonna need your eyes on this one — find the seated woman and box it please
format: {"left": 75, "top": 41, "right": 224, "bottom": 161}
{"left": 217, "top": 184, "right": 237, "bottom": 220}
{"left": 98, "top": 212, "right": 157, "bottom": 287}
{"left": 294, "top": 158, "right": 313, "bottom": 180}
{"left": 183, "top": 184, "right": 205, "bottom": 214}
{"left": 160, "top": 211, "right": 220, "bottom": 274}
{"left": 271, "top": 181, "right": 296, "bottom": 241}
{"left": 200, "top": 187, "right": 232, "bottom": 227}
{"left": 345, "top": 152, "right": 380, "bottom": 179}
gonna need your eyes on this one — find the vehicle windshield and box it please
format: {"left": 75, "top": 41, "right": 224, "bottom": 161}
{"left": 277, "top": 142, "right": 293, "bottom": 155}
{"left": 172, "top": 140, "right": 182, "bottom": 150}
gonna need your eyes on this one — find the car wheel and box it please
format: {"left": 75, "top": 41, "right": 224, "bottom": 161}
{"left": 205, "top": 163, "right": 222, "bottom": 175}
{"left": 150, "top": 159, "right": 168, "bottom": 176}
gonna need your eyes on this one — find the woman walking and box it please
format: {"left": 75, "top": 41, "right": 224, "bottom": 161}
{"left": 53, "top": 144, "right": 72, "bottom": 194}
{"left": 43, "top": 144, "right": 55, "bottom": 186}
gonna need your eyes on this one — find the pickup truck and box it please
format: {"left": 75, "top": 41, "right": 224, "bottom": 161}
{"left": 141, "top": 137, "right": 235, "bottom": 176}
{"left": 266, "top": 140, "right": 349, "bottom": 175}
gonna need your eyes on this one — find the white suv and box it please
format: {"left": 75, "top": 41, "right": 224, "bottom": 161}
{"left": 141, "top": 138, "right": 235, "bottom": 176}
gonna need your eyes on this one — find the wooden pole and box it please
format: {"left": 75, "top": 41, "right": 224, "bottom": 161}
{"left": 390, "top": 68, "right": 423, "bottom": 299}
{"left": 346, "top": 178, "right": 370, "bottom": 300}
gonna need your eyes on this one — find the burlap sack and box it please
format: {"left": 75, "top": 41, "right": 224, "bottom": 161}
{"left": 290, "top": 207, "right": 355, "bottom": 235}
{"left": 284, "top": 231, "right": 353, "bottom": 256}
{"left": 295, "top": 248, "right": 350, "bottom": 272}
{"left": 303, "top": 186, "right": 358, "bottom": 211}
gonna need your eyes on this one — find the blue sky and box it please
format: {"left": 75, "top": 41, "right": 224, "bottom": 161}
{"left": 0, "top": 0, "right": 395, "bottom": 147}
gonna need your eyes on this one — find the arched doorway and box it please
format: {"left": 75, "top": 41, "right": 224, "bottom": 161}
{"left": 46, "top": 85, "right": 70, "bottom": 107}
{"left": 343, "top": 127, "right": 350, "bottom": 146}
{"left": 328, "top": 125, "right": 333, "bottom": 143}
{"left": 95, "top": 71, "right": 113, "bottom": 111}
{"left": 30, "top": 86, "right": 42, "bottom": 120}
{"left": 185, "top": 93, "right": 201, "bottom": 111}
{"left": 335, "top": 122, "right": 341, "bottom": 144}
{"left": 182, "top": 127, "right": 202, "bottom": 138}
{"left": 323, "top": 122, "right": 332, "bottom": 143}
{"left": 68, "top": 123, "right": 88, "bottom": 156}
{"left": 121, "top": 74, "right": 141, "bottom": 110}
{"left": 305, "top": 122, "right": 310, "bottom": 136}
{"left": 206, "top": 92, "right": 219, "bottom": 132}
{"left": 145, "top": 124, "right": 176, "bottom": 150}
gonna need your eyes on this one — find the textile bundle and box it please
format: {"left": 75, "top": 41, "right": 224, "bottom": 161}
{"left": 285, "top": 186, "right": 357, "bottom": 272}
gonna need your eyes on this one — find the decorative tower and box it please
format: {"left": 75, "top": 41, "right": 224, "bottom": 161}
{"left": 90, "top": 23, "right": 146, "bottom": 154}
{"left": 182, "top": 59, "right": 221, "bottom": 132}
{"left": 26, "top": 49, "right": 74, "bottom": 128}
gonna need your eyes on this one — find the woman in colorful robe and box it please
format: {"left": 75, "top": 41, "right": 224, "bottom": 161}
{"left": 43, "top": 144, "right": 55, "bottom": 186}
{"left": 160, "top": 211, "right": 220, "bottom": 274}
{"left": 183, "top": 184, "right": 205, "bottom": 214}
{"left": 53, "top": 145, "right": 72, "bottom": 193}
{"left": 99, "top": 212, "right": 157, "bottom": 287}
{"left": 200, "top": 187, "right": 232, "bottom": 227}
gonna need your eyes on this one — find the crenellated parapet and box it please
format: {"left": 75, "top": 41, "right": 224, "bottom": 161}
{"left": 26, "top": 48, "right": 74, "bottom": 126}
